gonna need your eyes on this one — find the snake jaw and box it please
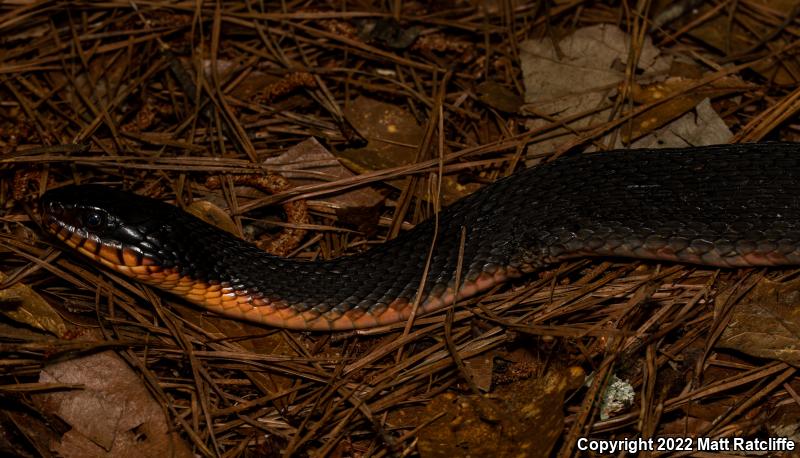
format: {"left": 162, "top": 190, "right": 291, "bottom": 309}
{"left": 42, "top": 185, "right": 177, "bottom": 274}
{"left": 43, "top": 208, "right": 127, "bottom": 270}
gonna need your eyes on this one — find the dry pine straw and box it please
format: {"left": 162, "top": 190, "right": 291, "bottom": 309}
{"left": 1, "top": 1, "right": 800, "bottom": 456}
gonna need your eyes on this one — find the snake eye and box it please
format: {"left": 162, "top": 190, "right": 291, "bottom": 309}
{"left": 84, "top": 211, "right": 106, "bottom": 230}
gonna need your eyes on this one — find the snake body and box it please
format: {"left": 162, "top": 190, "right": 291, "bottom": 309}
{"left": 42, "top": 143, "right": 800, "bottom": 330}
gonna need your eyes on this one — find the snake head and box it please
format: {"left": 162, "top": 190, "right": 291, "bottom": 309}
{"left": 41, "top": 185, "right": 180, "bottom": 272}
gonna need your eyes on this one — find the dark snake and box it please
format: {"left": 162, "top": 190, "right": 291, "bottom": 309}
{"left": 41, "top": 143, "right": 800, "bottom": 330}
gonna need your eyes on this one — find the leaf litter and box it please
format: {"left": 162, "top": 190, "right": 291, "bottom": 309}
{"left": 1, "top": 1, "right": 800, "bottom": 456}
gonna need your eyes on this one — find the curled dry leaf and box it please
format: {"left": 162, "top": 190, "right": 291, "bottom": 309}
{"left": 521, "top": 24, "right": 739, "bottom": 152}
{"left": 185, "top": 200, "right": 239, "bottom": 236}
{"left": 0, "top": 272, "right": 67, "bottom": 337}
{"left": 718, "top": 276, "right": 800, "bottom": 365}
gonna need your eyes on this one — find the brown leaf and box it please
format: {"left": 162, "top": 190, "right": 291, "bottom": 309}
{"left": 687, "top": 1, "right": 800, "bottom": 85}
{"left": 522, "top": 24, "right": 668, "bottom": 109}
{"left": 623, "top": 76, "right": 749, "bottom": 143}
{"left": 662, "top": 416, "right": 713, "bottom": 435}
{"left": 417, "top": 365, "right": 584, "bottom": 458}
{"left": 0, "top": 406, "right": 62, "bottom": 457}
{"left": 718, "top": 277, "right": 800, "bottom": 365}
{"left": 34, "top": 351, "right": 192, "bottom": 457}
{"left": 628, "top": 98, "right": 732, "bottom": 149}
{"left": 356, "top": 19, "right": 421, "bottom": 50}
{"left": 0, "top": 272, "right": 67, "bottom": 337}
{"left": 476, "top": 81, "right": 523, "bottom": 113}
{"left": 339, "top": 96, "right": 423, "bottom": 173}
{"left": 185, "top": 200, "right": 239, "bottom": 236}
{"left": 463, "top": 351, "right": 495, "bottom": 392}
{"left": 520, "top": 24, "right": 671, "bottom": 158}
{"left": 263, "top": 137, "right": 385, "bottom": 229}
{"left": 765, "top": 402, "right": 800, "bottom": 448}
{"left": 339, "top": 96, "right": 478, "bottom": 203}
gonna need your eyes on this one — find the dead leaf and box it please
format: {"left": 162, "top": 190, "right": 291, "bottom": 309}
{"left": 49, "top": 54, "right": 128, "bottom": 115}
{"left": 463, "top": 351, "right": 495, "bottom": 392}
{"left": 0, "top": 272, "right": 67, "bottom": 337}
{"left": 766, "top": 403, "right": 800, "bottom": 450}
{"left": 338, "top": 97, "right": 424, "bottom": 175}
{"left": 339, "top": 96, "right": 478, "bottom": 203}
{"left": 662, "top": 416, "right": 713, "bottom": 435}
{"left": 519, "top": 26, "right": 736, "bottom": 150}
{"left": 717, "top": 276, "right": 800, "bottom": 365}
{"left": 476, "top": 81, "right": 523, "bottom": 113}
{"left": 520, "top": 24, "right": 671, "bottom": 156}
{"left": 261, "top": 137, "right": 385, "bottom": 232}
{"left": 686, "top": 1, "right": 800, "bottom": 85}
{"left": 522, "top": 24, "right": 668, "bottom": 108}
{"left": 417, "top": 365, "right": 583, "bottom": 458}
{"left": 628, "top": 98, "right": 733, "bottom": 149}
{"left": 264, "top": 137, "right": 383, "bottom": 206}
{"left": 623, "top": 76, "right": 747, "bottom": 143}
{"left": 185, "top": 200, "right": 239, "bottom": 236}
{"left": 521, "top": 25, "right": 746, "bottom": 152}
{"left": 34, "top": 351, "right": 192, "bottom": 458}
{"left": 204, "top": 173, "right": 310, "bottom": 256}
{"left": 0, "top": 405, "right": 63, "bottom": 457}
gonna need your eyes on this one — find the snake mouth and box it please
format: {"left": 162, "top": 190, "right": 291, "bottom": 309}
{"left": 45, "top": 217, "right": 121, "bottom": 268}
{"left": 47, "top": 222, "right": 164, "bottom": 279}
{"left": 43, "top": 205, "right": 150, "bottom": 272}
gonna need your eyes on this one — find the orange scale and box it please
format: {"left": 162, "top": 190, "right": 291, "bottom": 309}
{"left": 207, "top": 297, "right": 225, "bottom": 307}
{"left": 129, "top": 265, "right": 150, "bottom": 275}
{"left": 98, "top": 245, "right": 122, "bottom": 264}
{"left": 200, "top": 289, "right": 222, "bottom": 299}
{"left": 220, "top": 297, "right": 241, "bottom": 310}
{"left": 185, "top": 293, "right": 206, "bottom": 302}
{"left": 172, "top": 285, "right": 195, "bottom": 293}
{"left": 121, "top": 248, "right": 139, "bottom": 266}
{"left": 66, "top": 233, "right": 83, "bottom": 248}
{"left": 243, "top": 307, "right": 270, "bottom": 322}
{"left": 81, "top": 239, "right": 98, "bottom": 254}
{"left": 291, "top": 312, "right": 325, "bottom": 330}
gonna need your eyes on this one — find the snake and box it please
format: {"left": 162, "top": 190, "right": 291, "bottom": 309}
{"left": 41, "top": 143, "right": 800, "bottom": 330}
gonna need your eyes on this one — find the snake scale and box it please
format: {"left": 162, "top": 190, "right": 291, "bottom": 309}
{"left": 41, "top": 143, "right": 800, "bottom": 330}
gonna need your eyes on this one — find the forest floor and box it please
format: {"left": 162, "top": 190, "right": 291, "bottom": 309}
{"left": 2, "top": 1, "right": 800, "bottom": 457}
